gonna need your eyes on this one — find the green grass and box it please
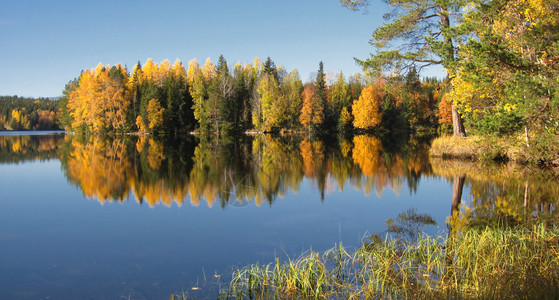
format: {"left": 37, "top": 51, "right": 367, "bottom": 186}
{"left": 217, "top": 223, "right": 559, "bottom": 299}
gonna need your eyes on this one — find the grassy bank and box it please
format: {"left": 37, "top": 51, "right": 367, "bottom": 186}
{"left": 429, "top": 136, "right": 525, "bottom": 161}
{"left": 213, "top": 223, "right": 559, "bottom": 299}
{"left": 430, "top": 135, "right": 559, "bottom": 168}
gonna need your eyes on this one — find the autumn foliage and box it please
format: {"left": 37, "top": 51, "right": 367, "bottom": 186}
{"left": 352, "top": 86, "right": 382, "bottom": 130}
{"left": 437, "top": 94, "right": 453, "bottom": 126}
{"left": 56, "top": 57, "right": 452, "bottom": 135}
{"left": 0, "top": 96, "right": 59, "bottom": 130}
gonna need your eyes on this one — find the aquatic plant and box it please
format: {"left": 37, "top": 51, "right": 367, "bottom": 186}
{"left": 218, "top": 222, "right": 559, "bottom": 299}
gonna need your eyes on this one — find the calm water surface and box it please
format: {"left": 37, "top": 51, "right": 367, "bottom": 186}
{"left": 0, "top": 132, "right": 557, "bottom": 299}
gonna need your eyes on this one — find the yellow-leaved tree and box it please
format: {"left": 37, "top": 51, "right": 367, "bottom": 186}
{"left": 146, "top": 98, "right": 164, "bottom": 131}
{"left": 352, "top": 86, "right": 381, "bottom": 130}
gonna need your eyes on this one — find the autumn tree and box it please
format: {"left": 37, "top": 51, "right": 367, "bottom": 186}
{"left": 146, "top": 98, "right": 164, "bottom": 132}
{"left": 251, "top": 58, "right": 265, "bottom": 131}
{"left": 188, "top": 58, "right": 209, "bottom": 131}
{"left": 437, "top": 94, "right": 453, "bottom": 127}
{"left": 66, "top": 64, "right": 133, "bottom": 133}
{"left": 455, "top": 0, "right": 558, "bottom": 147}
{"left": 341, "top": 0, "right": 467, "bottom": 137}
{"left": 352, "top": 85, "right": 382, "bottom": 130}
{"left": 300, "top": 83, "right": 324, "bottom": 132}
{"left": 258, "top": 72, "right": 283, "bottom": 132}
{"left": 280, "top": 69, "right": 304, "bottom": 130}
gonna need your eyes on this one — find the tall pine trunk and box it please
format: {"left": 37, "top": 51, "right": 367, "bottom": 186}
{"left": 441, "top": 5, "right": 467, "bottom": 137}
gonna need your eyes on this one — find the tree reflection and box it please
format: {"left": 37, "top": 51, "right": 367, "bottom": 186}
{"left": 431, "top": 159, "right": 559, "bottom": 230}
{"left": 3, "top": 132, "right": 557, "bottom": 214}
{"left": 63, "top": 137, "right": 133, "bottom": 203}
{"left": 0, "top": 134, "right": 64, "bottom": 163}
{"left": 56, "top": 134, "right": 441, "bottom": 207}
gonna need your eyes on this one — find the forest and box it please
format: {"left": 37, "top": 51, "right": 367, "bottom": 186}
{"left": 56, "top": 57, "right": 447, "bottom": 135}
{"left": 0, "top": 96, "right": 59, "bottom": 130}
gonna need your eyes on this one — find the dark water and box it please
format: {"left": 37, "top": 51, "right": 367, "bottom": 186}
{"left": 0, "top": 132, "right": 557, "bottom": 299}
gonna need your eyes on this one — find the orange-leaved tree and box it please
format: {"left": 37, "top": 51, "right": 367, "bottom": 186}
{"left": 300, "top": 84, "right": 324, "bottom": 132}
{"left": 352, "top": 85, "right": 382, "bottom": 130}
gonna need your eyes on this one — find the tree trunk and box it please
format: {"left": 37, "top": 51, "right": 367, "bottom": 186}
{"left": 446, "top": 174, "right": 466, "bottom": 266}
{"left": 451, "top": 174, "right": 466, "bottom": 215}
{"left": 452, "top": 106, "right": 466, "bottom": 137}
{"left": 440, "top": 5, "right": 467, "bottom": 138}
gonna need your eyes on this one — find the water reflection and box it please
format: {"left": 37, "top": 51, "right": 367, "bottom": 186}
{"left": 1, "top": 133, "right": 558, "bottom": 215}
{"left": 0, "top": 133, "right": 64, "bottom": 163}
{"left": 56, "top": 134, "right": 437, "bottom": 208}
{"left": 431, "top": 159, "right": 559, "bottom": 229}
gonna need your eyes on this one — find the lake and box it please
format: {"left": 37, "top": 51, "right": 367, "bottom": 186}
{"left": 0, "top": 131, "right": 557, "bottom": 299}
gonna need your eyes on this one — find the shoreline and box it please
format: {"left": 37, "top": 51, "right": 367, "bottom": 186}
{"left": 429, "top": 135, "right": 559, "bottom": 172}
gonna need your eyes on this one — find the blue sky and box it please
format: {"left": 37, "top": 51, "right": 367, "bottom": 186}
{"left": 1, "top": 0, "right": 389, "bottom": 97}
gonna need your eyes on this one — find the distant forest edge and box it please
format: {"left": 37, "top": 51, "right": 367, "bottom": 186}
{"left": 0, "top": 96, "right": 60, "bottom": 131}
{"left": 49, "top": 56, "right": 448, "bottom": 135}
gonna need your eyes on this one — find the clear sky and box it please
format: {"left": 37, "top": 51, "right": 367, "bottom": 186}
{"left": 0, "top": 0, "right": 398, "bottom": 97}
{"left": 1, "top": 0, "right": 393, "bottom": 98}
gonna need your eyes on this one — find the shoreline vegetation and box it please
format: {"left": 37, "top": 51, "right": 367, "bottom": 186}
{"left": 430, "top": 135, "right": 559, "bottom": 170}
{"left": 217, "top": 225, "right": 559, "bottom": 299}
{"left": 170, "top": 212, "right": 559, "bottom": 299}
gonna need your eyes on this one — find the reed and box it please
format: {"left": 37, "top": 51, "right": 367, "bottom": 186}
{"left": 219, "top": 223, "right": 559, "bottom": 299}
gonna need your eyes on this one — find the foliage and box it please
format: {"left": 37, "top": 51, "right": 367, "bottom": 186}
{"left": 448, "top": 0, "right": 559, "bottom": 150}
{"left": 258, "top": 73, "right": 283, "bottom": 132}
{"left": 352, "top": 86, "right": 382, "bottom": 130}
{"left": 0, "top": 96, "right": 59, "bottom": 130}
{"left": 57, "top": 54, "right": 460, "bottom": 135}
{"left": 340, "top": 0, "right": 470, "bottom": 136}
{"left": 300, "top": 84, "right": 324, "bottom": 131}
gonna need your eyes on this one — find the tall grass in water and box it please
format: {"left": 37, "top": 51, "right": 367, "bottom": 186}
{"left": 219, "top": 224, "right": 559, "bottom": 299}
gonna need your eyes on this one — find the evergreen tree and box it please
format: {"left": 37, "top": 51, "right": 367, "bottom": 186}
{"left": 263, "top": 57, "right": 278, "bottom": 83}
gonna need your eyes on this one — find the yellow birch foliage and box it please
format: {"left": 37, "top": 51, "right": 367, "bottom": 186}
{"left": 67, "top": 64, "right": 131, "bottom": 132}
{"left": 201, "top": 57, "right": 216, "bottom": 82}
{"left": 146, "top": 98, "right": 164, "bottom": 131}
{"left": 187, "top": 58, "right": 200, "bottom": 84}
{"left": 157, "top": 59, "right": 170, "bottom": 85}
{"left": 68, "top": 69, "right": 99, "bottom": 131}
{"left": 352, "top": 86, "right": 382, "bottom": 129}
{"left": 171, "top": 59, "right": 186, "bottom": 79}
{"left": 142, "top": 58, "right": 159, "bottom": 83}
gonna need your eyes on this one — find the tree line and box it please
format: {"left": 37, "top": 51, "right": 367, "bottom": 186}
{"left": 0, "top": 96, "right": 59, "bottom": 130}
{"left": 57, "top": 56, "right": 450, "bottom": 135}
